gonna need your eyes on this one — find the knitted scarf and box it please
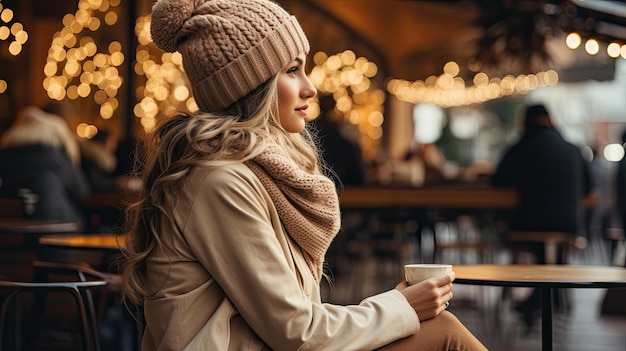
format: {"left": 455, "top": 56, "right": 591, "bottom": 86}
{"left": 246, "top": 144, "right": 340, "bottom": 282}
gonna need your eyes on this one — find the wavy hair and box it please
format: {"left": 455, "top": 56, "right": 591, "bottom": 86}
{"left": 118, "top": 75, "right": 321, "bottom": 307}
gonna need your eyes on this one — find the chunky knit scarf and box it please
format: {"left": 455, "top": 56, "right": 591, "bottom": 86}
{"left": 246, "top": 144, "right": 340, "bottom": 282}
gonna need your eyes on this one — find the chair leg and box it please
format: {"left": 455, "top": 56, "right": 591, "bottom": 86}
{"left": 69, "top": 288, "right": 97, "bottom": 351}
{"left": 80, "top": 288, "right": 101, "bottom": 351}
{"left": 0, "top": 291, "right": 22, "bottom": 351}
{"left": 0, "top": 292, "right": 12, "bottom": 350}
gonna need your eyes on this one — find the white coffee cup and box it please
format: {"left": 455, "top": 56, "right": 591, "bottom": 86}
{"left": 404, "top": 264, "right": 453, "bottom": 285}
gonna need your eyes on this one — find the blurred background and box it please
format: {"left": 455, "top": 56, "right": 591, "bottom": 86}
{"left": 1, "top": 0, "right": 625, "bottom": 181}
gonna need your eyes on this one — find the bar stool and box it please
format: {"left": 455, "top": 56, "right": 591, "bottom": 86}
{"left": 506, "top": 231, "right": 586, "bottom": 264}
{"left": 500, "top": 231, "right": 587, "bottom": 329}
{"left": 0, "top": 279, "right": 106, "bottom": 351}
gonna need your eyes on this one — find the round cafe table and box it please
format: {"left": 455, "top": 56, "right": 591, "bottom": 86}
{"left": 452, "top": 264, "right": 626, "bottom": 351}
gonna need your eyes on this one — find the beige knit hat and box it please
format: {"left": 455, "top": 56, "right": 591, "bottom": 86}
{"left": 150, "top": 0, "right": 310, "bottom": 112}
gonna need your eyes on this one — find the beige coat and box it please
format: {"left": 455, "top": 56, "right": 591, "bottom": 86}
{"left": 142, "top": 163, "right": 419, "bottom": 350}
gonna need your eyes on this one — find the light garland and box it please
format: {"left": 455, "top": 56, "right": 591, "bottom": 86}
{"left": 42, "top": 0, "right": 123, "bottom": 138}
{"left": 132, "top": 15, "right": 197, "bottom": 133}
{"left": 566, "top": 32, "right": 626, "bottom": 59}
{"left": 0, "top": 0, "right": 28, "bottom": 95}
{"left": 308, "top": 50, "right": 383, "bottom": 161}
{"left": 387, "top": 61, "right": 560, "bottom": 108}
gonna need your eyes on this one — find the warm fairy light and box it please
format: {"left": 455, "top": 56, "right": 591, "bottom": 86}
{"left": 566, "top": 32, "right": 582, "bottom": 49}
{"left": 0, "top": 4, "right": 27, "bottom": 57}
{"left": 604, "top": 143, "right": 625, "bottom": 162}
{"left": 0, "top": 1, "right": 29, "bottom": 96}
{"left": 585, "top": 39, "right": 600, "bottom": 55}
{"left": 607, "top": 43, "right": 621, "bottom": 58}
{"left": 388, "top": 62, "right": 559, "bottom": 108}
{"left": 132, "top": 15, "right": 199, "bottom": 133}
{"left": 0, "top": 8, "right": 13, "bottom": 23}
{"left": 566, "top": 31, "right": 626, "bottom": 61}
{"left": 308, "top": 50, "right": 383, "bottom": 161}
{"left": 76, "top": 123, "right": 99, "bottom": 139}
{"left": 43, "top": 0, "right": 123, "bottom": 122}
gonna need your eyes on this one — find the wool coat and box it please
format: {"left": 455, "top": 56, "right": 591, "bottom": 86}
{"left": 141, "top": 163, "right": 419, "bottom": 350}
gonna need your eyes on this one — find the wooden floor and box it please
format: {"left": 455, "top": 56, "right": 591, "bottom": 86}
{"left": 321, "top": 232, "right": 626, "bottom": 351}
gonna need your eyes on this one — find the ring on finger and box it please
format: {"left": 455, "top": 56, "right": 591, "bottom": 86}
{"left": 445, "top": 301, "right": 450, "bottom": 309}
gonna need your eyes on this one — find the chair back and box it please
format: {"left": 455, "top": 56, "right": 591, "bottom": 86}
{"left": 0, "top": 279, "right": 106, "bottom": 351}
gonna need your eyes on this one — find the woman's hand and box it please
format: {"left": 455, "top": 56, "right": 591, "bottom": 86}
{"left": 395, "top": 271, "right": 455, "bottom": 321}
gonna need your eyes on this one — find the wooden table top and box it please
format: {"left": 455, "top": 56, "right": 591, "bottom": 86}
{"left": 38, "top": 233, "right": 126, "bottom": 251}
{"left": 338, "top": 186, "right": 599, "bottom": 210}
{"left": 84, "top": 186, "right": 599, "bottom": 212}
{"left": 0, "top": 218, "right": 83, "bottom": 235}
{"left": 453, "top": 264, "right": 626, "bottom": 289}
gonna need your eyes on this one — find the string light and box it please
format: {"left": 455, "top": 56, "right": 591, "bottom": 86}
{"left": 0, "top": 0, "right": 28, "bottom": 96}
{"left": 308, "top": 50, "right": 383, "bottom": 161}
{"left": 43, "top": 0, "right": 123, "bottom": 129}
{"left": 566, "top": 31, "right": 626, "bottom": 59}
{"left": 133, "top": 15, "right": 197, "bottom": 133}
{"left": 388, "top": 61, "right": 559, "bottom": 108}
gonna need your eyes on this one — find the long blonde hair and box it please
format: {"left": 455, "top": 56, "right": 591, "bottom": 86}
{"left": 119, "top": 76, "right": 321, "bottom": 306}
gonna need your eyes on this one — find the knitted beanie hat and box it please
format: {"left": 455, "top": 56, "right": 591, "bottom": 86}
{"left": 150, "top": 0, "right": 310, "bottom": 112}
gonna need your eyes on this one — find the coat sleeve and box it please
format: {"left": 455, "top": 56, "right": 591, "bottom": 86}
{"left": 176, "top": 167, "right": 419, "bottom": 351}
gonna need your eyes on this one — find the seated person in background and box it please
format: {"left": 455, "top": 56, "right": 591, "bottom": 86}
{"left": 616, "top": 128, "right": 626, "bottom": 268}
{"left": 490, "top": 103, "right": 593, "bottom": 328}
{"left": 312, "top": 94, "right": 366, "bottom": 188}
{"left": 490, "top": 103, "right": 593, "bottom": 259}
{"left": 0, "top": 105, "right": 90, "bottom": 223}
{"left": 79, "top": 129, "right": 119, "bottom": 192}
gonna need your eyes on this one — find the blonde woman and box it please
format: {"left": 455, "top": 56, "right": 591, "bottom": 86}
{"left": 119, "top": 1, "right": 487, "bottom": 350}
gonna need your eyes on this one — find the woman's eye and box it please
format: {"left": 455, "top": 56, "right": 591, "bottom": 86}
{"left": 287, "top": 66, "right": 299, "bottom": 75}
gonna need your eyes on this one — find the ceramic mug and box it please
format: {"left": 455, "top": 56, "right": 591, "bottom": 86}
{"left": 404, "top": 263, "right": 452, "bottom": 285}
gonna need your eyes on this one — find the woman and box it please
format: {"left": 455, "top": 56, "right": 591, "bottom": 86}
{"left": 120, "top": 0, "right": 487, "bottom": 350}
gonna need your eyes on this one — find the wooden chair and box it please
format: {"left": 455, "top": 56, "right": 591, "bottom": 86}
{"left": 500, "top": 230, "right": 587, "bottom": 326}
{"left": 432, "top": 216, "right": 496, "bottom": 265}
{"left": 506, "top": 231, "right": 586, "bottom": 264}
{"left": 343, "top": 214, "right": 416, "bottom": 302}
{"left": 0, "top": 279, "right": 106, "bottom": 351}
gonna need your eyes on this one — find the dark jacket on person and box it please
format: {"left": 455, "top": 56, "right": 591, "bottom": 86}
{"left": 490, "top": 125, "right": 593, "bottom": 235}
{"left": 616, "top": 147, "right": 626, "bottom": 228}
{"left": 314, "top": 118, "right": 365, "bottom": 188}
{"left": 0, "top": 145, "right": 90, "bottom": 223}
{"left": 0, "top": 106, "right": 90, "bottom": 223}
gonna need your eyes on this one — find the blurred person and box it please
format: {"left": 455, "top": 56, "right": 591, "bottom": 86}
{"left": 598, "top": 129, "right": 626, "bottom": 317}
{"left": 312, "top": 94, "right": 366, "bottom": 188}
{"left": 406, "top": 142, "right": 447, "bottom": 185}
{"left": 79, "top": 129, "right": 119, "bottom": 192}
{"left": 587, "top": 144, "right": 612, "bottom": 244}
{"left": 490, "top": 103, "right": 593, "bottom": 329}
{"left": 0, "top": 105, "right": 90, "bottom": 223}
{"left": 616, "top": 128, "right": 626, "bottom": 267}
{"left": 45, "top": 100, "right": 141, "bottom": 193}
{"left": 118, "top": 1, "right": 487, "bottom": 350}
